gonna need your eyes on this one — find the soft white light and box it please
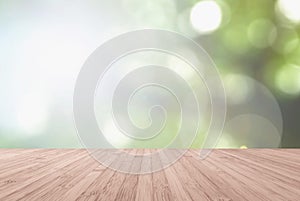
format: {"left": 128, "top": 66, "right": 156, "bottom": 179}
{"left": 277, "top": 0, "right": 300, "bottom": 23}
{"left": 17, "top": 92, "right": 49, "bottom": 134}
{"left": 190, "top": 0, "right": 222, "bottom": 34}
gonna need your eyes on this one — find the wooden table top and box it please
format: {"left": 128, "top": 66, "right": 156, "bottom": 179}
{"left": 0, "top": 149, "right": 299, "bottom": 201}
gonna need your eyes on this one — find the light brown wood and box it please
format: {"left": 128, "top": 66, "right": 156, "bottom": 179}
{"left": 0, "top": 149, "right": 299, "bottom": 201}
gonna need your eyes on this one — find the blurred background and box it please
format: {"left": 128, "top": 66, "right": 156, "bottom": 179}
{"left": 0, "top": 0, "right": 299, "bottom": 148}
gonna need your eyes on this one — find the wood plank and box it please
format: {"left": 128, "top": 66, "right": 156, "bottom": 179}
{"left": 113, "top": 149, "right": 140, "bottom": 201}
{"left": 135, "top": 149, "right": 153, "bottom": 201}
{"left": 151, "top": 149, "right": 174, "bottom": 201}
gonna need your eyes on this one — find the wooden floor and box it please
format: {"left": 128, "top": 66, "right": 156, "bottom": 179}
{"left": 0, "top": 149, "right": 299, "bottom": 201}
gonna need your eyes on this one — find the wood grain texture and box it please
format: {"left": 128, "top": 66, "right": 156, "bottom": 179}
{"left": 0, "top": 149, "right": 299, "bottom": 201}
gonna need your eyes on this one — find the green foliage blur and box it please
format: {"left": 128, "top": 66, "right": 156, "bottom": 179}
{"left": 0, "top": 0, "right": 299, "bottom": 148}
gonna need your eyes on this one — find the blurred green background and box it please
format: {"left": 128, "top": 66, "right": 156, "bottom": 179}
{"left": 0, "top": 0, "right": 299, "bottom": 148}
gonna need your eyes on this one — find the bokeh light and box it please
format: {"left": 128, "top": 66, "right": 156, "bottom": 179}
{"left": 272, "top": 26, "right": 299, "bottom": 55}
{"left": 247, "top": 18, "right": 277, "bottom": 49}
{"left": 221, "top": 23, "right": 251, "bottom": 54}
{"left": 190, "top": 0, "right": 222, "bottom": 34}
{"left": 275, "top": 64, "right": 300, "bottom": 96}
{"left": 277, "top": 0, "right": 300, "bottom": 23}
